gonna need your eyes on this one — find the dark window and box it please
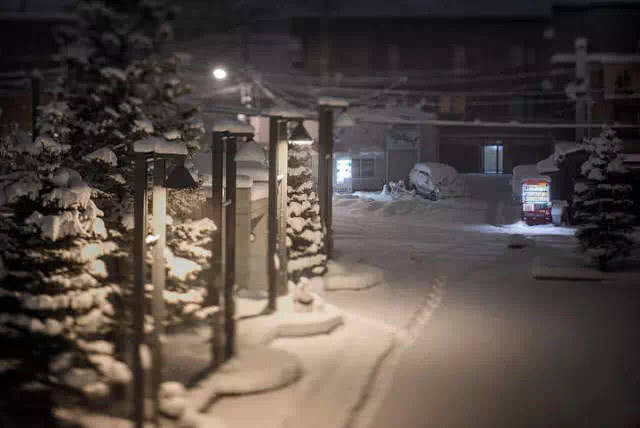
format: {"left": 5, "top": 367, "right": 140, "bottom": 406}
{"left": 361, "top": 159, "right": 375, "bottom": 177}
{"left": 352, "top": 159, "right": 375, "bottom": 177}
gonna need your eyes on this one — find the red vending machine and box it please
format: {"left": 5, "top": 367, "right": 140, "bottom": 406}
{"left": 521, "top": 178, "right": 552, "bottom": 225}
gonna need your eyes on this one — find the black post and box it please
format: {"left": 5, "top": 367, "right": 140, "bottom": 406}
{"left": 210, "top": 131, "right": 224, "bottom": 367}
{"left": 318, "top": 106, "right": 334, "bottom": 258}
{"left": 325, "top": 110, "right": 334, "bottom": 258}
{"left": 267, "top": 117, "right": 279, "bottom": 312}
{"left": 31, "top": 75, "right": 40, "bottom": 142}
{"left": 224, "top": 136, "right": 237, "bottom": 360}
{"left": 133, "top": 153, "right": 147, "bottom": 428}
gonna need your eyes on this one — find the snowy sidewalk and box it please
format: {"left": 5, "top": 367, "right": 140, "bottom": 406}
{"left": 205, "top": 312, "right": 396, "bottom": 428}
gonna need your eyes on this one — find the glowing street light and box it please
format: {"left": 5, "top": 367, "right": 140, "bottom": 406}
{"left": 288, "top": 120, "right": 313, "bottom": 145}
{"left": 212, "top": 67, "right": 228, "bottom": 80}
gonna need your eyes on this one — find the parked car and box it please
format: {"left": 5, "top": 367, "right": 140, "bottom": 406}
{"left": 406, "top": 164, "right": 439, "bottom": 200}
{"left": 406, "top": 162, "right": 465, "bottom": 200}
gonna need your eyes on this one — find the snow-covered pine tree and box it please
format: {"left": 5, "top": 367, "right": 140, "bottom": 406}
{"left": 573, "top": 127, "right": 635, "bottom": 270}
{"left": 0, "top": 131, "right": 128, "bottom": 425}
{"left": 287, "top": 140, "right": 327, "bottom": 301}
{"left": 40, "top": 1, "right": 207, "bottom": 326}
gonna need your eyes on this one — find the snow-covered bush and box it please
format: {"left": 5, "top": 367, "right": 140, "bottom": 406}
{"left": 40, "top": 0, "right": 208, "bottom": 326}
{"left": 0, "top": 1, "right": 210, "bottom": 421}
{"left": 573, "top": 127, "right": 635, "bottom": 270}
{"left": 287, "top": 142, "right": 327, "bottom": 292}
{"left": 161, "top": 218, "right": 218, "bottom": 326}
{"left": 0, "top": 132, "right": 127, "bottom": 424}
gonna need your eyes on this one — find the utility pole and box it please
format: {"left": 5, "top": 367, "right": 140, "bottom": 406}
{"left": 575, "top": 38, "right": 590, "bottom": 141}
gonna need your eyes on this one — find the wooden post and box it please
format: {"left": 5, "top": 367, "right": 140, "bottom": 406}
{"left": 210, "top": 132, "right": 224, "bottom": 367}
{"left": 133, "top": 153, "right": 147, "bottom": 428}
{"left": 276, "top": 120, "right": 289, "bottom": 295}
{"left": 267, "top": 117, "right": 279, "bottom": 312}
{"left": 151, "top": 158, "right": 166, "bottom": 423}
{"left": 224, "top": 136, "right": 237, "bottom": 360}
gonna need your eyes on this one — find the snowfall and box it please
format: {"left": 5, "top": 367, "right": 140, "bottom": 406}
{"left": 35, "top": 172, "right": 640, "bottom": 428}
{"left": 169, "top": 172, "right": 640, "bottom": 428}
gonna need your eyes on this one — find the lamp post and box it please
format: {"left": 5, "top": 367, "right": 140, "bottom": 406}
{"left": 317, "top": 97, "right": 350, "bottom": 260}
{"left": 131, "top": 138, "right": 188, "bottom": 428}
{"left": 211, "top": 118, "right": 255, "bottom": 361}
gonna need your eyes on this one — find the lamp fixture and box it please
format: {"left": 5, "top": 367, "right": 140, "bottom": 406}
{"left": 288, "top": 120, "right": 313, "bottom": 145}
{"left": 166, "top": 158, "right": 198, "bottom": 189}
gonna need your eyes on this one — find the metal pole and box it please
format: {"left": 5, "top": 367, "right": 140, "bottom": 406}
{"left": 210, "top": 132, "right": 224, "bottom": 367}
{"left": 326, "top": 112, "right": 334, "bottom": 258}
{"left": 318, "top": 106, "right": 334, "bottom": 258}
{"left": 267, "top": 117, "right": 279, "bottom": 312}
{"left": 317, "top": 107, "right": 328, "bottom": 254}
{"left": 575, "top": 38, "right": 588, "bottom": 141}
{"left": 224, "top": 136, "right": 237, "bottom": 360}
{"left": 133, "top": 153, "right": 147, "bottom": 428}
{"left": 151, "top": 158, "right": 166, "bottom": 423}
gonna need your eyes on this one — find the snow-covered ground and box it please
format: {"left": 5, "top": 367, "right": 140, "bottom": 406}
{"left": 191, "top": 173, "right": 638, "bottom": 428}
{"left": 331, "top": 174, "right": 640, "bottom": 428}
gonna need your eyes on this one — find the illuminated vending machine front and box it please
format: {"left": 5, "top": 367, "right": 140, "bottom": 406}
{"left": 521, "top": 178, "right": 552, "bottom": 225}
{"left": 335, "top": 157, "right": 352, "bottom": 193}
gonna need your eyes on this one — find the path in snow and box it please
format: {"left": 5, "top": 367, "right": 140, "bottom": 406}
{"left": 333, "top": 175, "right": 640, "bottom": 428}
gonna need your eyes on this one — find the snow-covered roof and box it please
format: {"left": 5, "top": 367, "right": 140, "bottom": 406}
{"left": 235, "top": 0, "right": 552, "bottom": 18}
{"left": 350, "top": 106, "right": 436, "bottom": 125}
{"left": 212, "top": 118, "right": 255, "bottom": 134}
{"left": 260, "top": 105, "right": 310, "bottom": 119}
{"left": 318, "top": 96, "right": 349, "bottom": 108}
{"left": 551, "top": 53, "right": 640, "bottom": 64}
{"left": 537, "top": 155, "right": 559, "bottom": 174}
{"left": 133, "top": 137, "right": 188, "bottom": 155}
{"left": 623, "top": 153, "right": 640, "bottom": 166}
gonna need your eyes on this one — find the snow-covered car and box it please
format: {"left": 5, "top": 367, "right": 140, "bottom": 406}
{"left": 407, "top": 162, "right": 463, "bottom": 200}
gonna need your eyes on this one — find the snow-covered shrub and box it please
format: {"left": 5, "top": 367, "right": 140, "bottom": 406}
{"left": 160, "top": 217, "right": 218, "bottom": 326}
{"left": 573, "top": 127, "right": 635, "bottom": 270}
{"left": 167, "top": 188, "right": 207, "bottom": 222}
{"left": 287, "top": 142, "right": 327, "bottom": 291}
{"left": 0, "top": 132, "right": 126, "bottom": 424}
{"left": 1, "top": 1, "right": 210, "bottom": 420}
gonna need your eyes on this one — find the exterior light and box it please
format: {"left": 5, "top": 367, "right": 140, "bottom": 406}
{"left": 335, "top": 112, "right": 355, "bottom": 128}
{"left": 166, "top": 158, "right": 198, "bottom": 189}
{"left": 212, "top": 67, "right": 227, "bottom": 80}
{"left": 288, "top": 120, "right": 313, "bottom": 145}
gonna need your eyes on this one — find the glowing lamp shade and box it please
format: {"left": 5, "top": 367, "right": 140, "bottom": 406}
{"left": 212, "top": 67, "right": 227, "bottom": 80}
{"left": 166, "top": 162, "right": 198, "bottom": 189}
{"left": 288, "top": 121, "right": 313, "bottom": 145}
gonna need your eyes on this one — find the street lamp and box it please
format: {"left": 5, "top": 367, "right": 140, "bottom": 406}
{"left": 288, "top": 120, "right": 314, "bottom": 145}
{"left": 212, "top": 67, "right": 228, "bottom": 80}
{"left": 166, "top": 157, "right": 198, "bottom": 189}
